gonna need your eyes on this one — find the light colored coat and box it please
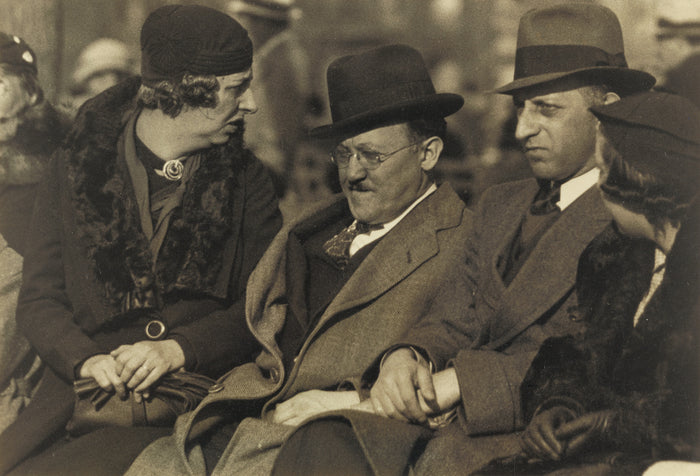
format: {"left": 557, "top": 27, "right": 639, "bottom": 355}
{"left": 126, "top": 184, "right": 472, "bottom": 476}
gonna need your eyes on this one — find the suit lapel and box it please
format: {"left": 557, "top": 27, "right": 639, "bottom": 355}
{"left": 488, "top": 187, "right": 611, "bottom": 347}
{"left": 309, "top": 185, "right": 464, "bottom": 340}
{"left": 478, "top": 181, "right": 538, "bottom": 312}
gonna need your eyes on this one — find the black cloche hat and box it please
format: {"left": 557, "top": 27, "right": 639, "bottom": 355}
{"left": 591, "top": 91, "right": 700, "bottom": 198}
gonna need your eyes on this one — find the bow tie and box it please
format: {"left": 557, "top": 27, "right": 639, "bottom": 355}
{"left": 323, "top": 221, "right": 376, "bottom": 267}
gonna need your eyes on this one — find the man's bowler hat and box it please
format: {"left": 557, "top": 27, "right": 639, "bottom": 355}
{"left": 496, "top": 3, "right": 655, "bottom": 95}
{"left": 309, "top": 44, "right": 464, "bottom": 139}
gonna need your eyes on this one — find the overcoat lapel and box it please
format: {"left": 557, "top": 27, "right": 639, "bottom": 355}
{"left": 264, "top": 186, "right": 463, "bottom": 408}
{"left": 310, "top": 186, "right": 460, "bottom": 336}
{"left": 488, "top": 187, "right": 610, "bottom": 348}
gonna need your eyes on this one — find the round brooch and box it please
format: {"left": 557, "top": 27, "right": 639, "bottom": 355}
{"left": 161, "top": 159, "right": 184, "bottom": 181}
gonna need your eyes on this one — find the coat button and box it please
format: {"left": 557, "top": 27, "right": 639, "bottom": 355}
{"left": 293, "top": 355, "right": 299, "bottom": 364}
{"left": 209, "top": 383, "right": 224, "bottom": 393}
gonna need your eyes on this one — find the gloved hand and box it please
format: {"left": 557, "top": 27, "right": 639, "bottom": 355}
{"left": 554, "top": 410, "right": 616, "bottom": 457}
{"left": 521, "top": 405, "right": 578, "bottom": 461}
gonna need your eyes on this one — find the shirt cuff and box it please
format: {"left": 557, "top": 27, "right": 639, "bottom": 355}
{"left": 379, "top": 345, "right": 434, "bottom": 373}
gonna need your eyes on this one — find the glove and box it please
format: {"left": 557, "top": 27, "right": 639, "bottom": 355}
{"left": 554, "top": 410, "right": 616, "bottom": 457}
{"left": 521, "top": 405, "right": 578, "bottom": 461}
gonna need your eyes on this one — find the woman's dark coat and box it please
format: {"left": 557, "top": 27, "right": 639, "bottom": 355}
{"left": 521, "top": 200, "right": 700, "bottom": 467}
{"left": 0, "top": 78, "right": 281, "bottom": 472}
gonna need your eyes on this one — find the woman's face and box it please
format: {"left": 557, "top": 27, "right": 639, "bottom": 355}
{"left": 599, "top": 195, "right": 655, "bottom": 239}
{"left": 0, "top": 70, "right": 33, "bottom": 141}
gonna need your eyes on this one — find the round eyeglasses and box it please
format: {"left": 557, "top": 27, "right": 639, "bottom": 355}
{"left": 330, "top": 141, "right": 423, "bottom": 169}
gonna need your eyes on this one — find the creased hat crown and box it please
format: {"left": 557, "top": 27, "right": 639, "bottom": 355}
{"left": 496, "top": 3, "right": 655, "bottom": 95}
{"left": 310, "top": 44, "right": 463, "bottom": 139}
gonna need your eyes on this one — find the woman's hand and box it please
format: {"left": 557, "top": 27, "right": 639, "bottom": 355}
{"left": 78, "top": 354, "right": 127, "bottom": 398}
{"left": 521, "top": 406, "right": 577, "bottom": 461}
{"left": 110, "top": 340, "right": 185, "bottom": 402}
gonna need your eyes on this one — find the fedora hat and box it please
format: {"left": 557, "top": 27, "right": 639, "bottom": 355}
{"left": 496, "top": 3, "right": 655, "bottom": 95}
{"left": 591, "top": 91, "right": 700, "bottom": 198}
{"left": 309, "top": 44, "right": 463, "bottom": 139}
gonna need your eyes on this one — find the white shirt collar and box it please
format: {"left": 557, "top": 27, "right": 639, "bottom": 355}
{"left": 349, "top": 183, "right": 438, "bottom": 256}
{"left": 557, "top": 168, "right": 600, "bottom": 211}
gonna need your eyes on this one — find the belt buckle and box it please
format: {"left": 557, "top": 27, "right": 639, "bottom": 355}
{"left": 145, "top": 319, "right": 167, "bottom": 340}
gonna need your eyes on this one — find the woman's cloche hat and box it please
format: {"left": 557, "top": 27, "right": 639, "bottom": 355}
{"left": 496, "top": 3, "right": 655, "bottom": 95}
{"left": 0, "top": 32, "right": 37, "bottom": 73}
{"left": 591, "top": 91, "right": 700, "bottom": 198}
{"left": 309, "top": 44, "right": 464, "bottom": 139}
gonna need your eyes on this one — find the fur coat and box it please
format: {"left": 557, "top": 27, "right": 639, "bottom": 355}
{"left": 521, "top": 200, "right": 700, "bottom": 466}
{"left": 0, "top": 99, "right": 67, "bottom": 253}
{"left": 16, "top": 77, "right": 282, "bottom": 380}
{"left": 0, "top": 78, "right": 281, "bottom": 474}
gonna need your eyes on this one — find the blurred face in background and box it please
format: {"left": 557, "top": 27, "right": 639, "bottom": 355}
{"left": 0, "top": 68, "right": 34, "bottom": 142}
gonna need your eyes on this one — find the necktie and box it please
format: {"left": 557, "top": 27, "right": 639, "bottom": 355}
{"left": 530, "top": 180, "right": 562, "bottom": 215}
{"left": 323, "top": 221, "right": 372, "bottom": 267}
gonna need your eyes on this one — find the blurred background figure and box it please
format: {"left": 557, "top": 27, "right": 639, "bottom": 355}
{"left": 653, "top": 0, "right": 700, "bottom": 82}
{"left": 226, "top": 0, "right": 312, "bottom": 200}
{"left": 0, "top": 31, "right": 68, "bottom": 433}
{"left": 663, "top": 52, "right": 700, "bottom": 107}
{"left": 64, "top": 37, "right": 137, "bottom": 112}
{"left": 0, "top": 0, "right": 684, "bottom": 210}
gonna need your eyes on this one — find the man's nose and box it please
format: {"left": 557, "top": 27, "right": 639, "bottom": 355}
{"left": 344, "top": 154, "right": 367, "bottom": 182}
{"left": 514, "top": 105, "right": 539, "bottom": 142}
{"left": 240, "top": 89, "right": 258, "bottom": 114}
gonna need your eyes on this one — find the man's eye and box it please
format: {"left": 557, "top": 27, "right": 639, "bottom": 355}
{"left": 359, "top": 151, "right": 382, "bottom": 164}
{"left": 537, "top": 103, "right": 559, "bottom": 115}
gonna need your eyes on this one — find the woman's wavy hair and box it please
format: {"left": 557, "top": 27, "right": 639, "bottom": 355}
{"left": 598, "top": 131, "right": 697, "bottom": 229}
{"left": 137, "top": 73, "right": 219, "bottom": 118}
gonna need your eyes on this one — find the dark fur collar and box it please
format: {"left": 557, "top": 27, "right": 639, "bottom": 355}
{"left": 63, "top": 77, "right": 253, "bottom": 305}
{"left": 0, "top": 100, "right": 67, "bottom": 185}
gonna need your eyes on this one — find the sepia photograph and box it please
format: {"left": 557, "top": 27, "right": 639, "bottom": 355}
{"left": 0, "top": 0, "right": 697, "bottom": 474}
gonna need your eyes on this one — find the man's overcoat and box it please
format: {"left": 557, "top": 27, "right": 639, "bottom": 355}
{"left": 126, "top": 184, "right": 473, "bottom": 475}
{"left": 295, "top": 177, "right": 612, "bottom": 475}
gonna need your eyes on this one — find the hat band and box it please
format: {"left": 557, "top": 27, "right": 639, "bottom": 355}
{"left": 514, "top": 45, "right": 628, "bottom": 80}
{"left": 332, "top": 80, "right": 436, "bottom": 122}
{"left": 188, "top": 42, "right": 253, "bottom": 75}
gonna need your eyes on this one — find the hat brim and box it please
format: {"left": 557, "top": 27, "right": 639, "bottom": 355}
{"left": 494, "top": 67, "right": 655, "bottom": 95}
{"left": 309, "top": 93, "right": 464, "bottom": 139}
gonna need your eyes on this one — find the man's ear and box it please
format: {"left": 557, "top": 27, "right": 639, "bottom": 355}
{"left": 420, "top": 136, "right": 443, "bottom": 172}
{"left": 27, "top": 91, "right": 39, "bottom": 107}
{"left": 602, "top": 91, "right": 621, "bottom": 105}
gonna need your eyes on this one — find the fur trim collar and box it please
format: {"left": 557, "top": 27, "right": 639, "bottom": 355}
{"left": 0, "top": 100, "right": 67, "bottom": 185}
{"left": 63, "top": 77, "right": 253, "bottom": 307}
